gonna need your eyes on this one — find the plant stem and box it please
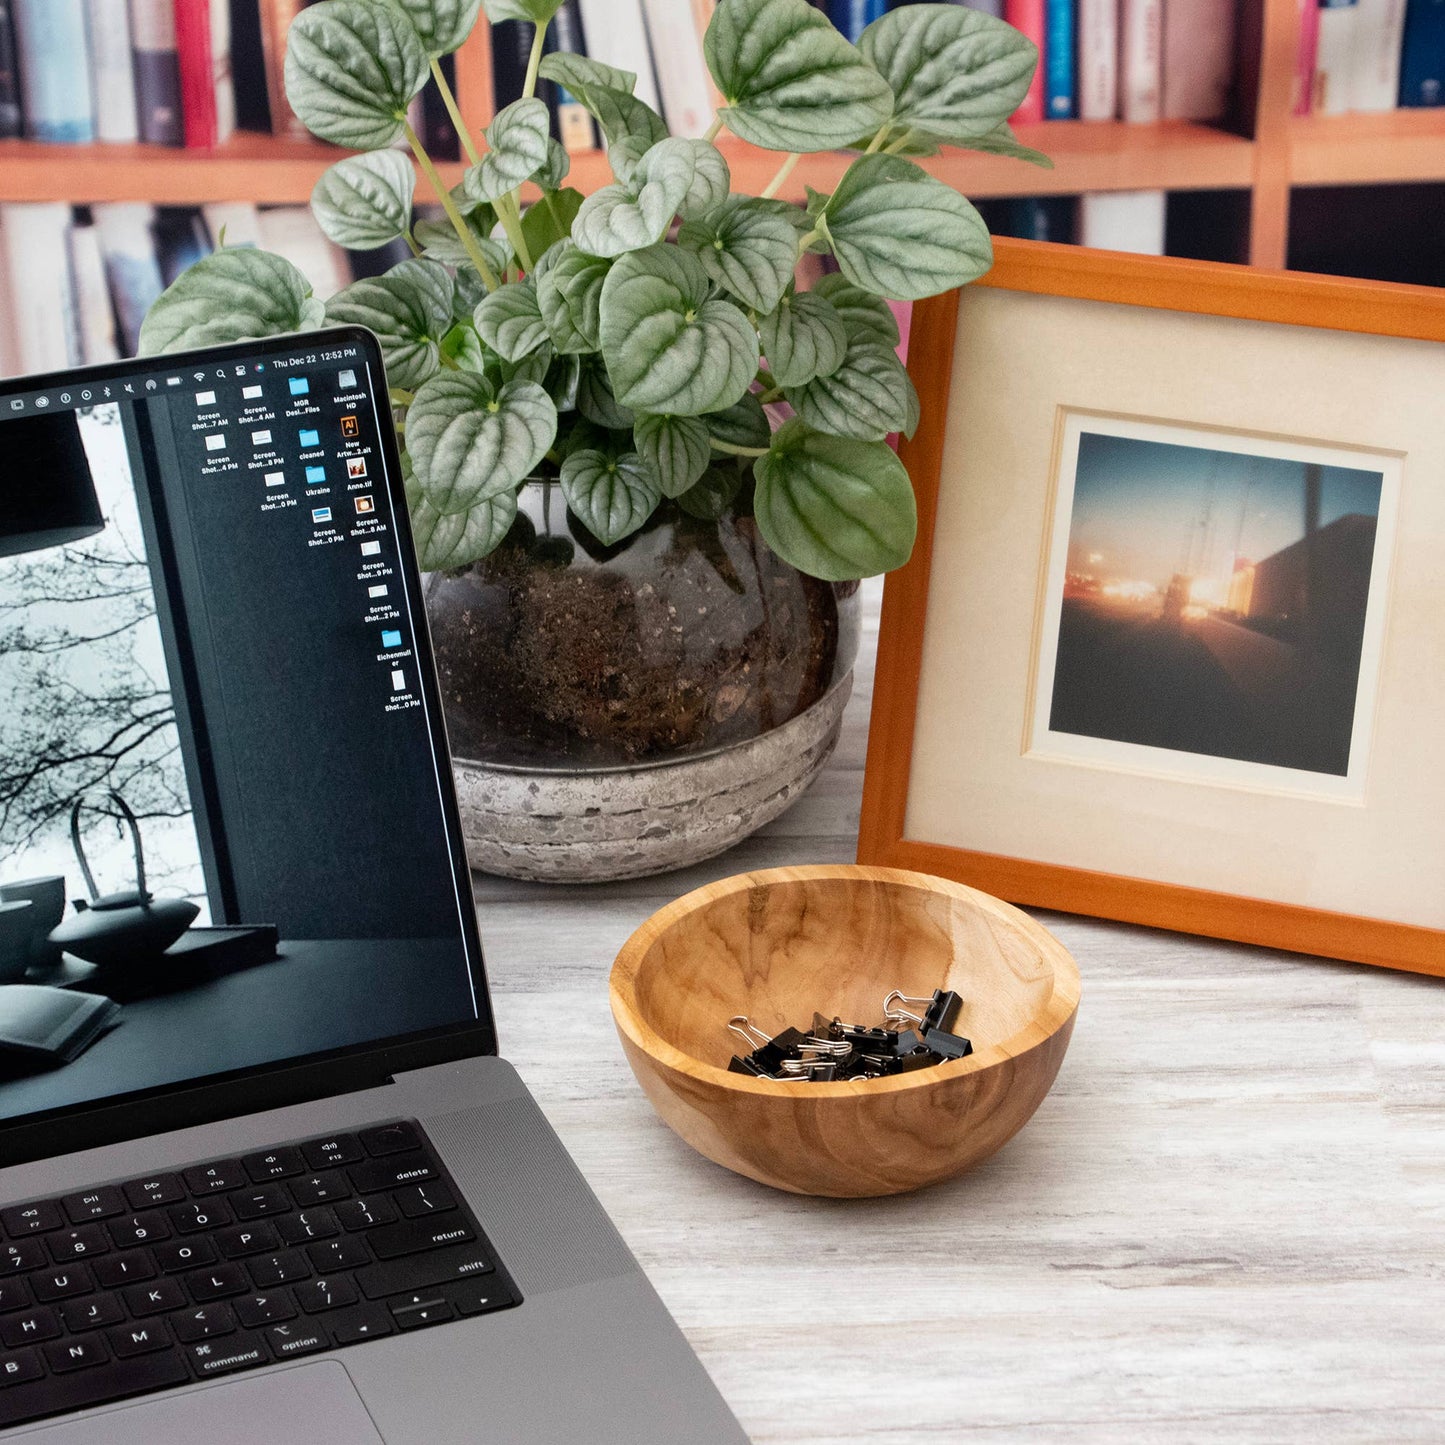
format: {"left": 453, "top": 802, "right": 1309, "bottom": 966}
{"left": 757, "top": 386, "right": 783, "bottom": 404}
{"left": 431, "top": 57, "right": 481, "bottom": 166}
{"left": 522, "top": 21, "right": 548, "bottom": 99}
{"left": 755, "top": 367, "right": 778, "bottom": 391}
{"left": 864, "top": 124, "right": 891, "bottom": 155}
{"left": 404, "top": 229, "right": 422, "bottom": 257}
{"left": 711, "top": 439, "right": 770, "bottom": 458}
{"left": 796, "top": 227, "right": 822, "bottom": 254}
{"left": 494, "top": 190, "right": 534, "bottom": 272}
{"left": 704, "top": 113, "right": 725, "bottom": 143}
{"left": 389, "top": 387, "right": 415, "bottom": 406}
{"left": 404, "top": 119, "right": 501, "bottom": 291}
{"left": 884, "top": 129, "right": 916, "bottom": 155}
{"left": 760, "top": 151, "right": 802, "bottom": 200}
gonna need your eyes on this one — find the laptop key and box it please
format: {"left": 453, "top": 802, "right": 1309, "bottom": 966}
{"left": 0, "top": 1348, "right": 42, "bottom": 1386}
{"left": 0, "top": 1309, "right": 59, "bottom": 1348}
{"left": 183, "top": 1161, "right": 248, "bottom": 1196}
{"left": 247, "top": 1251, "right": 311, "bottom": 1288}
{"left": 62, "top": 1188, "right": 126, "bottom": 1224}
{"left": 391, "top": 1298, "right": 454, "bottom": 1331}
{"left": 396, "top": 1182, "right": 455, "bottom": 1218}
{"left": 169, "top": 1304, "right": 236, "bottom": 1343}
{"left": 276, "top": 1208, "right": 339, "bottom": 1245}
{"left": 290, "top": 1173, "right": 351, "bottom": 1207}
{"left": 94, "top": 1252, "right": 157, "bottom": 1288}
{"left": 358, "top": 1122, "right": 421, "bottom": 1157}
{"left": 170, "top": 1200, "right": 232, "bottom": 1234}
{"left": 232, "top": 1186, "right": 290, "bottom": 1221}
{"left": 306, "top": 1237, "right": 369, "bottom": 1274}
{"left": 31, "top": 1269, "right": 93, "bottom": 1304}
{"left": 107, "top": 1213, "right": 170, "bottom": 1250}
{"left": 349, "top": 1154, "right": 436, "bottom": 1194}
{"left": 334, "top": 1196, "right": 396, "bottom": 1232}
{"left": 234, "top": 1291, "right": 297, "bottom": 1328}
{"left": 0, "top": 1203, "right": 62, "bottom": 1237}
{"left": 61, "top": 1295, "right": 126, "bottom": 1332}
{"left": 0, "top": 1243, "right": 46, "bottom": 1274}
{"left": 0, "top": 1351, "right": 189, "bottom": 1428}
{"left": 328, "top": 1303, "right": 393, "bottom": 1345}
{"left": 186, "top": 1264, "right": 249, "bottom": 1301}
{"left": 357, "top": 1243, "right": 495, "bottom": 1301}
{"left": 0, "top": 1281, "right": 32, "bottom": 1314}
{"left": 123, "top": 1279, "right": 186, "bottom": 1317}
{"left": 449, "top": 1279, "right": 519, "bottom": 1317}
{"left": 155, "top": 1238, "right": 216, "bottom": 1273}
{"left": 367, "top": 1213, "right": 475, "bottom": 1261}
{"left": 217, "top": 1224, "right": 281, "bottom": 1260}
{"left": 48, "top": 1226, "right": 110, "bottom": 1263}
{"left": 243, "top": 1147, "right": 305, "bottom": 1183}
{"left": 294, "top": 1277, "right": 358, "bottom": 1313}
{"left": 107, "top": 1321, "right": 171, "bottom": 1358}
{"left": 123, "top": 1176, "right": 186, "bottom": 1211}
{"left": 301, "top": 1135, "right": 364, "bottom": 1171}
{"left": 265, "top": 1321, "right": 328, "bottom": 1359}
{"left": 185, "top": 1333, "right": 268, "bottom": 1379}
{"left": 43, "top": 1334, "right": 109, "bottom": 1373}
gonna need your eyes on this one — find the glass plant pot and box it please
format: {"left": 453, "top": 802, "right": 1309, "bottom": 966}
{"left": 424, "top": 479, "right": 861, "bottom": 882}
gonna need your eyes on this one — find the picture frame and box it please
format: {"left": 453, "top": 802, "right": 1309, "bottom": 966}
{"left": 858, "top": 239, "right": 1445, "bottom": 977}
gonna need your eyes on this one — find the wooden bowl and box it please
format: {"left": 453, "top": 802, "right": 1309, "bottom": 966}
{"left": 610, "top": 865, "right": 1080, "bottom": 1198}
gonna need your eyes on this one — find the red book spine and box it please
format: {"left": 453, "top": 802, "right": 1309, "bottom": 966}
{"left": 175, "top": 0, "right": 217, "bottom": 149}
{"left": 1293, "top": 0, "right": 1320, "bottom": 115}
{"left": 1006, "top": 0, "right": 1048, "bottom": 124}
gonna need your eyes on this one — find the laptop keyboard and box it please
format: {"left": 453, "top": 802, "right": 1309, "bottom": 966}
{"left": 0, "top": 1121, "right": 519, "bottom": 1430}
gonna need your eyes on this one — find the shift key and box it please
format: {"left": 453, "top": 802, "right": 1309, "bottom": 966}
{"left": 366, "top": 1213, "right": 476, "bottom": 1260}
{"left": 358, "top": 1243, "right": 495, "bottom": 1300}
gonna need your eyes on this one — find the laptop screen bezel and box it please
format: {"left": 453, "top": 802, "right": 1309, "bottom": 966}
{"left": 0, "top": 327, "right": 499, "bottom": 1169}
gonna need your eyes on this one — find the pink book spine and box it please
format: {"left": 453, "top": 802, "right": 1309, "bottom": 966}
{"left": 1293, "top": 0, "right": 1320, "bottom": 115}
{"left": 1119, "top": 0, "right": 1162, "bottom": 123}
{"left": 1006, "top": 0, "right": 1048, "bottom": 124}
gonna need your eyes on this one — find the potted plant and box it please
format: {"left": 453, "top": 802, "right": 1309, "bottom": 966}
{"left": 141, "top": 0, "right": 1045, "bottom": 881}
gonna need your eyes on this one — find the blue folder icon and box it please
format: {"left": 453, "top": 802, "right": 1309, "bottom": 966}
{"left": 299, "top": 429, "right": 320, "bottom": 447}
{"left": 305, "top": 465, "right": 326, "bottom": 484}
{"left": 289, "top": 377, "right": 310, "bottom": 396}
{"left": 382, "top": 630, "right": 402, "bottom": 649}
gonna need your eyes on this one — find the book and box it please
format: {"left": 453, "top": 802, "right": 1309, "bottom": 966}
{"left": 1006, "top": 194, "right": 1077, "bottom": 240}
{"left": 826, "top": 0, "right": 887, "bottom": 37}
{"left": 0, "top": 987, "right": 120, "bottom": 1068}
{"left": 1004, "top": 0, "right": 1047, "bottom": 122}
{"left": 156, "top": 207, "right": 213, "bottom": 286}
{"left": 1120, "top": 0, "right": 1162, "bottom": 120}
{"left": 0, "top": 1, "right": 22, "bottom": 138}
{"left": 256, "top": 206, "right": 350, "bottom": 300}
{"left": 13, "top": 0, "right": 96, "bottom": 143}
{"left": 1044, "top": 0, "right": 1075, "bottom": 117}
{"left": 642, "top": 0, "right": 715, "bottom": 137}
{"left": 544, "top": 1, "right": 597, "bottom": 153}
{"left": 130, "top": 0, "right": 184, "bottom": 145}
{"left": 1078, "top": 0, "right": 1117, "bottom": 119}
{"left": 1400, "top": 0, "right": 1445, "bottom": 104}
{"left": 948, "top": 0, "right": 1006, "bottom": 17}
{"left": 257, "top": 0, "right": 310, "bottom": 136}
{"left": 491, "top": 18, "right": 532, "bottom": 109}
{"left": 1079, "top": 189, "right": 1167, "bottom": 253}
{"left": 86, "top": 0, "right": 139, "bottom": 143}
{"left": 1351, "top": 0, "right": 1407, "bottom": 110}
{"left": 577, "top": 0, "right": 662, "bottom": 114}
{"left": 176, "top": 0, "right": 236, "bottom": 149}
{"left": 68, "top": 219, "right": 121, "bottom": 365}
{"left": 0, "top": 203, "right": 80, "bottom": 373}
{"left": 421, "top": 54, "right": 461, "bottom": 161}
{"left": 1293, "top": 0, "right": 1320, "bottom": 112}
{"left": 1313, "top": 0, "right": 1357, "bottom": 113}
{"left": 202, "top": 200, "right": 263, "bottom": 248}
{"left": 92, "top": 202, "right": 164, "bottom": 356}
{"left": 1161, "top": 0, "right": 1236, "bottom": 119}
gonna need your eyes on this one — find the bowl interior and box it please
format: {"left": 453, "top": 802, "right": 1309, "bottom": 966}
{"left": 631, "top": 875, "right": 1061, "bottom": 1071}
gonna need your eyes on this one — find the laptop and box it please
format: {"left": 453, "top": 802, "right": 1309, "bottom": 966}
{"left": 0, "top": 329, "right": 749, "bottom": 1443}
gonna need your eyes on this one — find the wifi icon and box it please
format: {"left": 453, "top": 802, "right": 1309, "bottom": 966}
{"left": 194, "top": 373, "right": 206, "bottom": 381}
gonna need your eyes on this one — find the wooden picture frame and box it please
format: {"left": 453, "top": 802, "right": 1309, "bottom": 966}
{"left": 858, "top": 239, "right": 1445, "bottom": 978}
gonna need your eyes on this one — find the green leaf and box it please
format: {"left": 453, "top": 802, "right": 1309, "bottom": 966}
{"left": 463, "top": 98, "right": 552, "bottom": 204}
{"left": 783, "top": 335, "right": 913, "bottom": 441}
{"left": 572, "top": 138, "right": 728, "bottom": 259}
{"left": 473, "top": 279, "right": 548, "bottom": 362}
{"left": 139, "top": 248, "right": 324, "bottom": 355}
{"left": 678, "top": 198, "right": 799, "bottom": 315}
{"left": 705, "top": 0, "right": 894, "bottom": 153}
{"left": 520, "top": 186, "right": 585, "bottom": 264}
{"left": 859, "top": 4, "right": 1037, "bottom": 145}
{"left": 599, "top": 245, "right": 760, "bottom": 417}
{"left": 538, "top": 51, "right": 636, "bottom": 97}
{"left": 958, "top": 120, "right": 1053, "bottom": 168}
{"left": 416, "top": 214, "right": 509, "bottom": 275}
{"left": 575, "top": 355, "right": 634, "bottom": 428}
{"left": 408, "top": 370, "right": 558, "bottom": 512}
{"left": 812, "top": 273, "right": 899, "bottom": 346}
{"left": 677, "top": 463, "right": 745, "bottom": 520}
{"left": 324, "top": 257, "right": 454, "bottom": 390}
{"left": 441, "top": 321, "right": 489, "bottom": 373}
{"left": 816, "top": 153, "right": 993, "bottom": 299}
{"left": 634, "top": 414, "right": 712, "bottom": 498}
{"left": 753, "top": 419, "right": 917, "bottom": 580}
{"left": 758, "top": 290, "right": 847, "bottom": 387}
{"left": 560, "top": 449, "right": 662, "bottom": 545}
{"left": 284, "top": 0, "right": 429, "bottom": 149}
{"left": 532, "top": 137, "right": 571, "bottom": 191}
{"left": 545, "top": 351, "right": 583, "bottom": 411}
{"left": 311, "top": 149, "right": 417, "bottom": 250}
{"left": 481, "top": 0, "right": 564, "bottom": 22}
{"left": 390, "top": 0, "right": 484, "bottom": 57}
{"left": 406, "top": 479, "right": 518, "bottom": 570}
{"left": 536, "top": 241, "right": 611, "bottom": 353}
{"left": 706, "top": 392, "right": 770, "bottom": 452}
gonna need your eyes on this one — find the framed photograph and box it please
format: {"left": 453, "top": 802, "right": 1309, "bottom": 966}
{"left": 858, "top": 240, "right": 1445, "bottom": 976}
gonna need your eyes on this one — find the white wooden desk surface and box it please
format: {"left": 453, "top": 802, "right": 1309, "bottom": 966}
{"left": 472, "top": 579, "right": 1445, "bottom": 1444}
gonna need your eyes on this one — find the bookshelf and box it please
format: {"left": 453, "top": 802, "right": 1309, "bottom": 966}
{"left": 0, "top": 0, "right": 1440, "bottom": 274}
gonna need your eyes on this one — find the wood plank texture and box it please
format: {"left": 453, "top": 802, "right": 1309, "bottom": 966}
{"left": 473, "top": 579, "right": 1445, "bottom": 1442}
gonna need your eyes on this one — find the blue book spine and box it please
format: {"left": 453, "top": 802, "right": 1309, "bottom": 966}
{"left": 1399, "top": 0, "right": 1445, "bottom": 106}
{"left": 1044, "top": 0, "right": 1076, "bottom": 118}
{"left": 828, "top": 0, "right": 888, "bottom": 39}
{"left": 13, "top": 0, "right": 94, "bottom": 143}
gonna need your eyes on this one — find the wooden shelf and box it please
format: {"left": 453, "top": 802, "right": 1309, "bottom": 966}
{"left": 1288, "top": 109, "right": 1445, "bottom": 188}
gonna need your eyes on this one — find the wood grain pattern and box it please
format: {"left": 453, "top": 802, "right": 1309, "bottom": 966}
{"left": 610, "top": 866, "right": 1079, "bottom": 1198}
{"left": 475, "top": 580, "right": 1445, "bottom": 1442}
{"left": 858, "top": 241, "right": 1445, "bottom": 977}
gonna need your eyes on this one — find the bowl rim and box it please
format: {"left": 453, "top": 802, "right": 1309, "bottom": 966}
{"left": 609, "top": 864, "right": 1081, "bottom": 1098}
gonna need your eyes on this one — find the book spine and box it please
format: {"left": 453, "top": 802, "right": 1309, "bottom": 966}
{"left": 491, "top": 19, "right": 531, "bottom": 109}
{"left": 211, "top": 0, "right": 234, "bottom": 143}
{"left": 0, "top": 1, "right": 19, "bottom": 139}
{"left": 1161, "top": 0, "right": 1237, "bottom": 120}
{"left": 1044, "top": 0, "right": 1076, "bottom": 117}
{"left": 546, "top": 0, "right": 598, "bottom": 153}
{"left": 1078, "top": 0, "right": 1118, "bottom": 118}
{"left": 1313, "top": 0, "right": 1358, "bottom": 114}
{"left": 1079, "top": 188, "right": 1167, "bottom": 253}
{"left": 85, "top": 0, "right": 139, "bottom": 143}
{"left": 577, "top": 0, "right": 662, "bottom": 113}
{"left": 130, "top": 0, "right": 183, "bottom": 145}
{"left": 953, "top": 0, "right": 1007, "bottom": 17}
{"left": 1350, "top": 0, "right": 1407, "bottom": 110}
{"left": 0, "top": 203, "right": 81, "bottom": 371}
{"left": 68, "top": 220, "right": 121, "bottom": 365}
{"left": 826, "top": 0, "right": 887, "bottom": 38}
{"left": 1005, "top": 0, "right": 1047, "bottom": 121}
{"left": 1293, "top": 0, "right": 1320, "bottom": 113}
{"left": 1119, "top": 0, "right": 1162, "bottom": 120}
{"left": 1399, "top": 0, "right": 1445, "bottom": 104}
{"left": 13, "top": 0, "right": 96, "bottom": 143}
{"left": 176, "top": 0, "right": 217, "bottom": 148}
{"left": 92, "top": 202, "right": 164, "bottom": 356}
{"left": 640, "top": 0, "right": 715, "bottom": 137}
{"left": 258, "top": 0, "right": 309, "bottom": 136}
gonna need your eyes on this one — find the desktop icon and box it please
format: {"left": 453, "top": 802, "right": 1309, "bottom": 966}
{"left": 299, "top": 429, "right": 320, "bottom": 448}
{"left": 251, "top": 430, "right": 273, "bottom": 446}
{"left": 59, "top": 394, "right": 71, "bottom": 404}
{"left": 360, "top": 540, "right": 382, "bottom": 557}
{"left": 8, "top": 400, "right": 21, "bottom": 411}
{"left": 368, "top": 584, "right": 389, "bottom": 599}
{"left": 205, "top": 435, "right": 226, "bottom": 452}
{"left": 35, "top": 397, "right": 48, "bottom": 407}
{"left": 145, "top": 381, "right": 157, "bottom": 391}
{"left": 346, "top": 458, "right": 368, "bottom": 479}
{"left": 339, "top": 369, "right": 357, "bottom": 389}
{"left": 381, "top": 630, "right": 402, "bottom": 649}
{"left": 312, "top": 507, "right": 333, "bottom": 524}
{"left": 305, "top": 465, "right": 326, "bottom": 485}
{"left": 289, "top": 377, "right": 310, "bottom": 397}
{"left": 194, "top": 372, "right": 206, "bottom": 382}
{"left": 196, "top": 390, "right": 217, "bottom": 406}
{"left": 167, "top": 377, "right": 181, "bottom": 387}
{"left": 235, "top": 366, "right": 246, "bottom": 376}
{"left": 242, "top": 384, "right": 264, "bottom": 400}
{"left": 79, "top": 390, "right": 91, "bottom": 401}
{"left": 264, "top": 472, "right": 285, "bottom": 488}
{"left": 341, "top": 415, "right": 360, "bottom": 438}
{"left": 390, "top": 669, "right": 406, "bottom": 691}
{"left": 354, "top": 495, "right": 375, "bottom": 516}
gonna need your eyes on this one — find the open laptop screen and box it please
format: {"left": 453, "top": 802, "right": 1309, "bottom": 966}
{"left": 0, "top": 329, "right": 491, "bottom": 1135}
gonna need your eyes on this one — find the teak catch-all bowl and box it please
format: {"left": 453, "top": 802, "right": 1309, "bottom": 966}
{"left": 610, "top": 866, "right": 1080, "bottom": 1198}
